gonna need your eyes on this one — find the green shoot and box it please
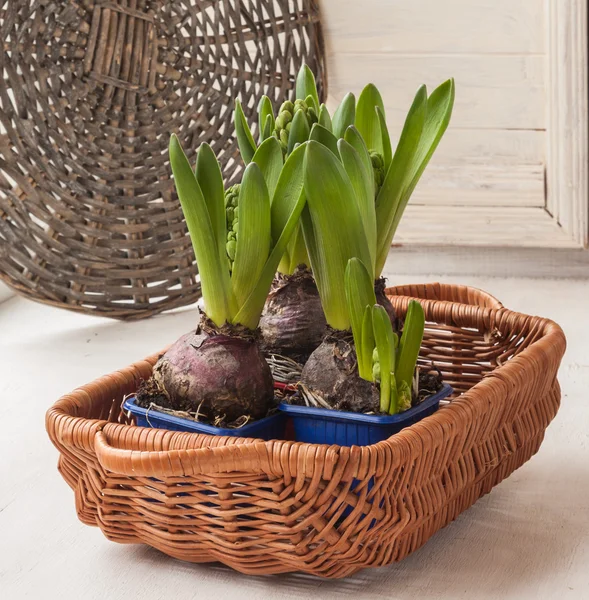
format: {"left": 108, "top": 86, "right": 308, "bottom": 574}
{"left": 170, "top": 134, "right": 307, "bottom": 330}
{"left": 372, "top": 304, "right": 395, "bottom": 413}
{"left": 344, "top": 258, "right": 376, "bottom": 379}
{"left": 332, "top": 92, "right": 356, "bottom": 138}
{"left": 296, "top": 64, "right": 320, "bottom": 111}
{"left": 343, "top": 257, "right": 423, "bottom": 414}
{"left": 234, "top": 99, "right": 257, "bottom": 164}
{"left": 258, "top": 96, "right": 275, "bottom": 143}
{"left": 396, "top": 299, "right": 425, "bottom": 394}
{"left": 302, "top": 141, "right": 372, "bottom": 330}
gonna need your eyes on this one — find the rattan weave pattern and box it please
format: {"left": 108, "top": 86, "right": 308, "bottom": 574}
{"left": 0, "top": 0, "right": 326, "bottom": 319}
{"left": 45, "top": 285, "right": 566, "bottom": 578}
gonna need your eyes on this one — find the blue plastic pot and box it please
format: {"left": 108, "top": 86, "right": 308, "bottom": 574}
{"left": 123, "top": 396, "right": 286, "bottom": 441}
{"left": 278, "top": 383, "right": 453, "bottom": 446}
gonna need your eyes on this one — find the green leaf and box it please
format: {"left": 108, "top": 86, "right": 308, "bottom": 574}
{"left": 390, "top": 377, "right": 399, "bottom": 415}
{"left": 338, "top": 139, "right": 377, "bottom": 272}
{"left": 287, "top": 225, "right": 309, "bottom": 273}
{"left": 194, "top": 142, "right": 226, "bottom": 267}
{"left": 361, "top": 306, "right": 376, "bottom": 382}
{"left": 233, "top": 144, "right": 308, "bottom": 328}
{"left": 372, "top": 304, "right": 395, "bottom": 412}
{"left": 397, "top": 380, "right": 412, "bottom": 412}
{"left": 318, "top": 104, "right": 332, "bottom": 131}
{"left": 344, "top": 125, "right": 376, "bottom": 196}
{"left": 258, "top": 95, "right": 275, "bottom": 143}
{"left": 309, "top": 123, "right": 339, "bottom": 156}
{"left": 252, "top": 136, "right": 283, "bottom": 199}
{"left": 396, "top": 299, "right": 425, "bottom": 393}
{"left": 376, "top": 106, "right": 392, "bottom": 171}
{"left": 287, "top": 109, "right": 311, "bottom": 155}
{"left": 344, "top": 258, "right": 377, "bottom": 379}
{"left": 372, "top": 304, "right": 395, "bottom": 413}
{"left": 375, "top": 80, "right": 455, "bottom": 275}
{"left": 231, "top": 162, "right": 271, "bottom": 308}
{"left": 356, "top": 83, "right": 385, "bottom": 154}
{"left": 234, "top": 99, "right": 257, "bottom": 164}
{"left": 262, "top": 113, "right": 274, "bottom": 141}
{"left": 305, "top": 94, "right": 319, "bottom": 115}
{"left": 302, "top": 140, "right": 372, "bottom": 330}
{"left": 374, "top": 85, "right": 428, "bottom": 274}
{"left": 269, "top": 142, "right": 307, "bottom": 243}
{"left": 296, "top": 64, "right": 320, "bottom": 109}
{"left": 169, "top": 135, "right": 234, "bottom": 326}
{"left": 332, "top": 92, "right": 356, "bottom": 138}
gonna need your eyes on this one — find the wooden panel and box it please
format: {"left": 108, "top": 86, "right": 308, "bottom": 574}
{"left": 326, "top": 54, "right": 545, "bottom": 130}
{"left": 546, "top": 0, "right": 589, "bottom": 246}
{"left": 394, "top": 206, "right": 578, "bottom": 248}
{"left": 414, "top": 163, "right": 544, "bottom": 207}
{"left": 424, "top": 129, "right": 545, "bottom": 165}
{"left": 383, "top": 245, "right": 589, "bottom": 278}
{"left": 395, "top": 129, "right": 546, "bottom": 207}
{"left": 320, "top": 0, "right": 544, "bottom": 54}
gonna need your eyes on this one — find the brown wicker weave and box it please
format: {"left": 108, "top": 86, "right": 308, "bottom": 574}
{"left": 45, "top": 284, "right": 566, "bottom": 578}
{"left": 0, "top": 0, "right": 326, "bottom": 319}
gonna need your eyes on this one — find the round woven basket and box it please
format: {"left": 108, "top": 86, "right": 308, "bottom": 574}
{"left": 0, "top": 0, "right": 326, "bottom": 319}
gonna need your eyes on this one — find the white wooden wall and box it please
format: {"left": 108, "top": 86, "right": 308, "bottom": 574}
{"left": 320, "top": 0, "right": 582, "bottom": 248}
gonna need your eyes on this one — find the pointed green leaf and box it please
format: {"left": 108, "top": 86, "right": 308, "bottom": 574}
{"left": 397, "top": 380, "right": 412, "bottom": 412}
{"left": 233, "top": 144, "right": 308, "bottom": 328}
{"left": 375, "top": 85, "right": 428, "bottom": 274}
{"left": 332, "top": 92, "right": 356, "bottom": 138}
{"left": 296, "top": 64, "right": 320, "bottom": 109}
{"left": 234, "top": 99, "right": 257, "bottom": 164}
{"left": 356, "top": 83, "right": 385, "bottom": 154}
{"left": 338, "top": 139, "right": 377, "bottom": 272}
{"left": 344, "top": 125, "right": 376, "bottom": 197}
{"left": 169, "top": 135, "right": 234, "bottom": 326}
{"left": 345, "top": 258, "right": 377, "bottom": 379}
{"left": 287, "top": 225, "right": 309, "bottom": 273}
{"left": 375, "top": 80, "right": 455, "bottom": 275}
{"left": 231, "top": 162, "right": 271, "bottom": 308}
{"left": 252, "top": 136, "right": 283, "bottom": 199}
{"left": 372, "top": 304, "right": 395, "bottom": 413}
{"left": 258, "top": 95, "right": 275, "bottom": 143}
{"left": 376, "top": 106, "right": 392, "bottom": 171}
{"left": 194, "top": 142, "right": 226, "bottom": 266}
{"left": 361, "top": 306, "right": 376, "bottom": 382}
{"left": 305, "top": 94, "right": 319, "bottom": 115}
{"left": 269, "top": 142, "right": 307, "bottom": 243}
{"left": 318, "top": 103, "right": 332, "bottom": 131}
{"left": 262, "top": 113, "right": 274, "bottom": 141}
{"left": 390, "top": 378, "right": 399, "bottom": 415}
{"left": 309, "top": 122, "right": 339, "bottom": 156}
{"left": 396, "top": 299, "right": 425, "bottom": 392}
{"left": 287, "top": 109, "right": 311, "bottom": 155}
{"left": 302, "top": 140, "right": 372, "bottom": 330}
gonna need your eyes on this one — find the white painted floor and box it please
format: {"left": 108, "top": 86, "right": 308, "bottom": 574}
{"left": 1, "top": 273, "right": 588, "bottom": 599}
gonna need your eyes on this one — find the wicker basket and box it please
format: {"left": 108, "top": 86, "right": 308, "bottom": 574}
{"left": 0, "top": 0, "right": 326, "bottom": 319}
{"left": 45, "top": 284, "right": 566, "bottom": 578}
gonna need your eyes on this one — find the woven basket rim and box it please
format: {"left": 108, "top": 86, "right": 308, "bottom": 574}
{"left": 46, "top": 291, "right": 566, "bottom": 479}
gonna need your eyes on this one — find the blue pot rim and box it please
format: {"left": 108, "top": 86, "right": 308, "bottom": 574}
{"left": 122, "top": 396, "right": 283, "bottom": 436}
{"left": 278, "top": 383, "right": 453, "bottom": 424}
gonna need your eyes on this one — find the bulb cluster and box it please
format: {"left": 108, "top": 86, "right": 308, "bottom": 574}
{"left": 273, "top": 99, "right": 318, "bottom": 153}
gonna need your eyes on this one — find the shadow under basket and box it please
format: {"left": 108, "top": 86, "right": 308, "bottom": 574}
{"left": 45, "top": 284, "right": 566, "bottom": 579}
{"left": 123, "top": 397, "right": 287, "bottom": 441}
{"left": 279, "top": 383, "right": 453, "bottom": 446}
